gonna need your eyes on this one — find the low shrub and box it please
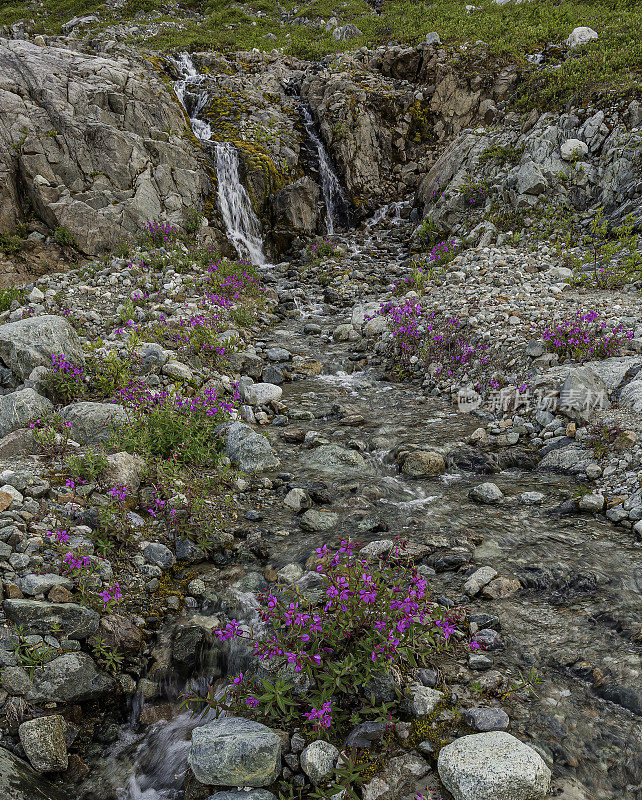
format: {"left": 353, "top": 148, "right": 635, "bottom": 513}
{"left": 541, "top": 310, "right": 633, "bottom": 362}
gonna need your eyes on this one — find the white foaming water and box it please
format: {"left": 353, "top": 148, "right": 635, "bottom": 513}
{"left": 366, "top": 200, "right": 409, "bottom": 227}
{"left": 172, "top": 54, "right": 266, "bottom": 264}
{"left": 215, "top": 142, "right": 266, "bottom": 265}
{"left": 302, "top": 105, "right": 349, "bottom": 234}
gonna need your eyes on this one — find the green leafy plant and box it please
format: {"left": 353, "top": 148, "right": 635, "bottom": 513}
{"left": 0, "top": 286, "right": 27, "bottom": 313}
{"left": 571, "top": 208, "right": 642, "bottom": 289}
{"left": 65, "top": 448, "right": 109, "bottom": 483}
{"left": 53, "top": 226, "right": 75, "bottom": 247}
{"left": 91, "top": 635, "right": 124, "bottom": 675}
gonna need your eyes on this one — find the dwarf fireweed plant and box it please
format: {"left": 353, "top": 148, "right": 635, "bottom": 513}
{"left": 571, "top": 209, "right": 642, "bottom": 290}
{"left": 141, "top": 220, "right": 182, "bottom": 247}
{"left": 116, "top": 381, "right": 238, "bottom": 465}
{"left": 458, "top": 177, "right": 490, "bottom": 208}
{"left": 395, "top": 242, "right": 459, "bottom": 294}
{"left": 29, "top": 416, "right": 73, "bottom": 458}
{"left": 146, "top": 461, "right": 233, "bottom": 553}
{"left": 204, "top": 258, "right": 264, "bottom": 300}
{"left": 42, "top": 354, "right": 86, "bottom": 404}
{"left": 541, "top": 311, "right": 633, "bottom": 363}
{"left": 376, "top": 300, "right": 489, "bottom": 380}
{"left": 183, "top": 540, "right": 456, "bottom": 740}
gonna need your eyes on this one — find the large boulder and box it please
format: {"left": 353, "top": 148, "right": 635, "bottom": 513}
{"left": 438, "top": 732, "right": 551, "bottom": 800}
{"left": 0, "top": 39, "right": 210, "bottom": 253}
{"left": 223, "top": 421, "right": 280, "bottom": 472}
{"left": 303, "top": 444, "right": 375, "bottom": 477}
{"left": 558, "top": 366, "right": 610, "bottom": 422}
{"left": 59, "top": 402, "right": 127, "bottom": 444}
{"left": 188, "top": 717, "right": 281, "bottom": 786}
{"left": 26, "top": 653, "right": 113, "bottom": 703}
{"left": 0, "top": 316, "right": 84, "bottom": 380}
{"left": 0, "top": 746, "right": 66, "bottom": 799}
{"left": 270, "top": 176, "right": 320, "bottom": 236}
{"left": 3, "top": 600, "right": 99, "bottom": 639}
{"left": 0, "top": 390, "right": 53, "bottom": 438}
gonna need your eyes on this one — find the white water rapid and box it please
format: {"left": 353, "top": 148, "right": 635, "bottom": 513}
{"left": 172, "top": 54, "right": 266, "bottom": 264}
{"left": 301, "top": 105, "right": 350, "bottom": 234}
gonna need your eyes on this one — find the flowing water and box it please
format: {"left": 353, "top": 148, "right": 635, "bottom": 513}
{"left": 98, "top": 143, "right": 642, "bottom": 800}
{"left": 301, "top": 105, "right": 351, "bottom": 234}
{"left": 172, "top": 54, "right": 266, "bottom": 264}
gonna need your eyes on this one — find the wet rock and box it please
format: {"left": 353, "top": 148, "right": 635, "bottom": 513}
{"left": 473, "top": 629, "right": 504, "bottom": 651}
{"left": 188, "top": 717, "right": 281, "bottom": 786}
{"left": 223, "top": 422, "right": 280, "bottom": 472}
{"left": 27, "top": 653, "right": 113, "bottom": 703}
{"left": 469, "top": 483, "right": 503, "bottom": 504}
{"left": 172, "top": 626, "right": 206, "bottom": 677}
{"left": 3, "top": 600, "right": 99, "bottom": 639}
{"left": 303, "top": 444, "right": 374, "bottom": 477}
{"left": 404, "top": 684, "right": 444, "bottom": 717}
{"left": 462, "top": 708, "right": 510, "bottom": 732}
{"left": 18, "top": 715, "right": 68, "bottom": 772}
{"left": 300, "top": 740, "right": 339, "bottom": 784}
{"left": 438, "top": 732, "right": 551, "bottom": 800}
{"left": 0, "top": 316, "right": 84, "bottom": 380}
{"left": 59, "top": 402, "right": 127, "bottom": 445}
{"left": 0, "top": 745, "right": 66, "bottom": 799}
{"left": 594, "top": 684, "right": 642, "bottom": 717}
{"left": 300, "top": 509, "right": 338, "bottom": 531}
{"left": 481, "top": 577, "right": 521, "bottom": 599}
{"left": 538, "top": 444, "right": 593, "bottom": 474}
{"left": 0, "top": 390, "right": 53, "bottom": 438}
{"left": 401, "top": 451, "right": 446, "bottom": 477}
{"left": 463, "top": 566, "right": 498, "bottom": 596}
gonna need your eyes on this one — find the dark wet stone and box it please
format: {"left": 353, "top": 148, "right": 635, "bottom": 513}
{"left": 595, "top": 685, "right": 642, "bottom": 717}
{"left": 344, "top": 721, "right": 387, "bottom": 749}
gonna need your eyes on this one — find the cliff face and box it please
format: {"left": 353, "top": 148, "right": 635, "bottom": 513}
{"left": 0, "top": 39, "right": 210, "bottom": 254}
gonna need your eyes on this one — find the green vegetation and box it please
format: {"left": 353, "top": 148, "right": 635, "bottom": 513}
{"left": 0, "top": 286, "right": 27, "bottom": 313}
{"left": 2, "top": 1, "right": 638, "bottom": 110}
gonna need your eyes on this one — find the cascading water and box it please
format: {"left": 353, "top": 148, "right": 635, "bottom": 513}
{"left": 301, "top": 104, "right": 351, "bottom": 234}
{"left": 172, "top": 54, "right": 266, "bottom": 264}
{"left": 214, "top": 142, "right": 266, "bottom": 266}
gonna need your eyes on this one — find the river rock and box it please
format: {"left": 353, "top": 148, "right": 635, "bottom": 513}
{"left": 283, "top": 488, "right": 312, "bottom": 512}
{"left": 18, "top": 715, "right": 68, "bottom": 772}
{"left": 59, "top": 402, "right": 127, "bottom": 444}
{"left": 300, "top": 740, "right": 339, "bottom": 784}
{"left": 0, "top": 316, "right": 84, "bottom": 380}
{"left": 0, "top": 745, "right": 66, "bottom": 799}
{"left": 303, "top": 444, "right": 375, "bottom": 477}
{"left": 463, "top": 566, "right": 498, "bottom": 596}
{"left": 401, "top": 450, "right": 446, "bottom": 477}
{"left": 223, "top": 421, "right": 280, "bottom": 472}
{"left": 26, "top": 653, "right": 113, "bottom": 703}
{"left": 558, "top": 366, "right": 609, "bottom": 422}
{"left": 438, "top": 732, "right": 551, "bottom": 800}
{"left": 0, "top": 390, "right": 54, "bottom": 438}
{"left": 103, "top": 451, "right": 146, "bottom": 493}
{"left": 188, "top": 717, "right": 281, "bottom": 786}
{"left": 300, "top": 509, "right": 339, "bottom": 531}
{"left": 469, "top": 483, "right": 503, "bottom": 504}
{"left": 244, "top": 382, "right": 283, "bottom": 406}
{"left": 3, "top": 600, "right": 99, "bottom": 639}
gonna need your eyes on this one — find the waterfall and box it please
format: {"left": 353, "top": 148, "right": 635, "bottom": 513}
{"left": 172, "top": 54, "right": 266, "bottom": 265}
{"left": 214, "top": 142, "right": 266, "bottom": 266}
{"left": 301, "top": 105, "right": 351, "bottom": 234}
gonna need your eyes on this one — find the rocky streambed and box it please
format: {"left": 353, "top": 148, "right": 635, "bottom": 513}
{"left": 51, "top": 221, "right": 637, "bottom": 800}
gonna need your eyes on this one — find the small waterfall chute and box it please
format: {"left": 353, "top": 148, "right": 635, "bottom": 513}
{"left": 301, "top": 104, "right": 351, "bottom": 234}
{"left": 171, "top": 54, "right": 266, "bottom": 265}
